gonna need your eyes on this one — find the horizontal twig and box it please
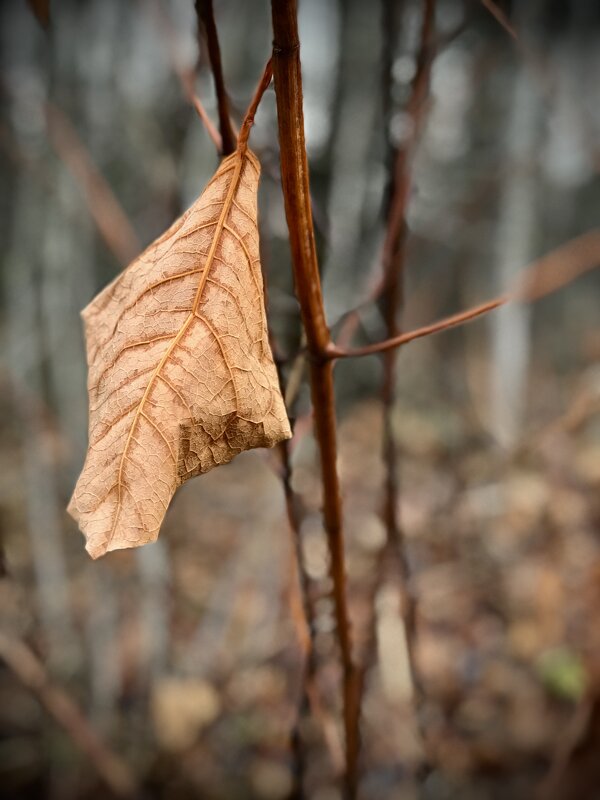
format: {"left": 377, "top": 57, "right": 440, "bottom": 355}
{"left": 327, "top": 297, "right": 506, "bottom": 359}
{"left": 327, "top": 230, "right": 600, "bottom": 360}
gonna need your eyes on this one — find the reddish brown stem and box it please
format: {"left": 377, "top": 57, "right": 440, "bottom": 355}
{"left": 195, "top": 0, "right": 237, "bottom": 155}
{"left": 377, "top": 0, "right": 436, "bottom": 773}
{"left": 270, "top": 1, "right": 359, "bottom": 796}
{"left": 280, "top": 437, "right": 319, "bottom": 797}
{"left": 26, "top": 0, "right": 50, "bottom": 29}
{"left": 282, "top": 447, "right": 345, "bottom": 782}
{"left": 329, "top": 296, "right": 507, "bottom": 359}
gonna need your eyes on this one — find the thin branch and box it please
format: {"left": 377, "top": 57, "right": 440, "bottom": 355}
{"left": 328, "top": 229, "right": 600, "bottom": 359}
{"left": 282, "top": 437, "right": 316, "bottom": 799}
{"left": 272, "top": 344, "right": 337, "bottom": 790}
{"left": 195, "top": 0, "right": 237, "bottom": 155}
{"left": 280, "top": 436, "right": 345, "bottom": 791}
{"left": 188, "top": 86, "right": 223, "bottom": 153}
{"left": 478, "top": 0, "right": 556, "bottom": 104}
{"left": 537, "top": 693, "right": 600, "bottom": 800}
{"left": 380, "top": 0, "right": 435, "bottom": 306}
{"left": 0, "top": 632, "right": 138, "bottom": 798}
{"left": 284, "top": 347, "right": 307, "bottom": 409}
{"left": 45, "top": 103, "right": 141, "bottom": 265}
{"left": 330, "top": 296, "right": 508, "bottom": 358}
{"left": 261, "top": 73, "right": 337, "bottom": 790}
{"left": 334, "top": 0, "right": 438, "bottom": 350}
{"left": 480, "top": 0, "right": 519, "bottom": 42}
{"left": 270, "top": 1, "right": 360, "bottom": 796}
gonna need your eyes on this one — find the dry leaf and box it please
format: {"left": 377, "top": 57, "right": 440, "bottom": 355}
{"left": 69, "top": 146, "right": 291, "bottom": 558}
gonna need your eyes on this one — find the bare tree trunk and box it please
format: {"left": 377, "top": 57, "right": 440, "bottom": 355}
{"left": 490, "top": 64, "right": 539, "bottom": 447}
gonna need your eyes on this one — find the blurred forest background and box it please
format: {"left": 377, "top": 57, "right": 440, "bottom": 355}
{"left": 1, "top": 0, "right": 600, "bottom": 798}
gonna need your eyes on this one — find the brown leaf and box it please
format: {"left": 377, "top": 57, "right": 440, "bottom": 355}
{"left": 69, "top": 147, "right": 291, "bottom": 558}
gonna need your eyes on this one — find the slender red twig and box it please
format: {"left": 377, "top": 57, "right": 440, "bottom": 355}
{"left": 189, "top": 89, "right": 223, "bottom": 153}
{"left": 335, "top": 0, "right": 437, "bottom": 351}
{"left": 280, "top": 435, "right": 346, "bottom": 791}
{"left": 329, "top": 297, "right": 505, "bottom": 359}
{"left": 327, "top": 228, "right": 600, "bottom": 360}
{"left": 26, "top": 0, "right": 50, "bottom": 29}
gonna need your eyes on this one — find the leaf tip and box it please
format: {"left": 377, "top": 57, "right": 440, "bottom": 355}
{"left": 85, "top": 540, "right": 107, "bottom": 561}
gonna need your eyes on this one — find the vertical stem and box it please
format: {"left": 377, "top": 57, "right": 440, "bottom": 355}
{"left": 379, "top": 0, "right": 435, "bottom": 768}
{"left": 381, "top": 0, "right": 403, "bottom": 211}
{"left": 280, "top": 439, "right": 316, "bottom": 799}
{"left": 270, "top": 1, "right": 359, "bottom": 795}
{"left": 195, "top": 0, "right": 237, "bottom": 155}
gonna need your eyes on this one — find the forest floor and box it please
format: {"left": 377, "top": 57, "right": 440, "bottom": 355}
{"left": 0, "top": 359, "right": 599, "bottom": 800}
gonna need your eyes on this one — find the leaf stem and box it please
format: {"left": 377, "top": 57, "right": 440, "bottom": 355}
{"left": 238, "top": 59, "right": 273, "bottom": 153}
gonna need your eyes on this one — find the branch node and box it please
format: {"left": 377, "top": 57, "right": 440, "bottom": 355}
{"left": 272, "top": 41, "right": 300, "bottom": 56}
